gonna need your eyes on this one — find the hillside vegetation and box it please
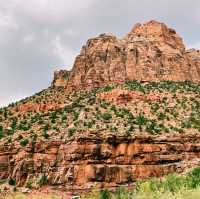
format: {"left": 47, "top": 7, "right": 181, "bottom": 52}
{"left": 0, "top": 80, "right": 200, "bottom": 146}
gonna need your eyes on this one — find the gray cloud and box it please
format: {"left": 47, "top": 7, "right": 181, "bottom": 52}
{"left": 0, "top": 0, "right": 200, "bottom": 107}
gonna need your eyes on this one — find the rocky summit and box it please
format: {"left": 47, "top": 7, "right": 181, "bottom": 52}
{"left": 53, "top": 20, "right": 200, "bottom": 90}
{"left": 0, "top": 20, "right": 200, "bottom": 194}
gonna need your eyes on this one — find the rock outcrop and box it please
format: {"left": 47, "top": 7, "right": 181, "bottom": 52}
{"left": 97, "top": 88, "right": 160, "bottom": 104}
{"left": 53, "top": 20, "right": 200, "bottom": 90}
{"left": 52, "top": 70, "right": 70, "bottom": 88}
{"left": 1, "top": 133, "right": 200, "bottom": 191}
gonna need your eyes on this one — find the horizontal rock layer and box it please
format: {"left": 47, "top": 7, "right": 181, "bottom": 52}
{"left": 1, "top": 133, "right": 200, "bottom": 191}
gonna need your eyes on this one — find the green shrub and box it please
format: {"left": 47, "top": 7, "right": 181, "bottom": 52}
{"left": 25, "top": 179, "right": 33, "bottom": 189}
{"left": 68, "top": 128, "right": 76, "bottom": 137}
{"left": 73, "top": 112, "right": 79, "bottom": 121}
{"left": 100, "top": 100, "right": 109, "bottom": 109}
{"left": 135, "top": 114, "right": 147, "bottom": 131}
{"left": 157, "top": 112, "right": 166, "bottom": 120}
{"left": 44, "top": 124, "right": 49, "bottom": 131}
{"left": 99, "top": 189, "right": 111, "bottom": 199}
{"left": 151, "top": 103, "right": 160, "bottom": 113}
{"left": 186, "top": 167, "right": 200, "bottom": 189}
{"left": 125, "top": 125, "right": 135, "bottom": 136}
{"left": 42, "top": 130, "right": 49, "bottom": 139}
{"left": 11, "top": 119, "right": 17, "bottom": 130}
{"left": 20, "top": 138, "right": 29, "bottom": 147}
{"left": 101, "top": 112, "right": 112, "bottom": 121}
{"left": 136, "top": 114, "right": 147, "bottom": 126}
{"left": 146, "top": 121, "right": 161, "bottom": 134}
{"left": 0, "top": 126, "right": 3, "bottom": 139}
{"left": 37, "top": 174, "right": 48, "bottom": 186}
{"left": 8, "top": 178, "right": 16, "bottom": 186}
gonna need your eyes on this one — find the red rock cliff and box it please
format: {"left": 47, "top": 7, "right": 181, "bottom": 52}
{"left": 53, "top": 20, "right": 200, "bottom": 90}
{"left": 1, "top": 133, "right": 200, "bottom": 192}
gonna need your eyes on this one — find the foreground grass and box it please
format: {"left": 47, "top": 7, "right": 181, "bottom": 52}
{"left": 3, "top": 189, "right": 200, "bottom": 199}
{"left": 84, "top": 167, "right": 200, "bottom": 199}
{"left": 0, "top": 193, "right": 60, "bottom": 199}
{"left": 84, "top": 188, "right": 200, "bottom": 199}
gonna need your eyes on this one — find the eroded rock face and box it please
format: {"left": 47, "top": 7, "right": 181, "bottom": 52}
{"left": 16, "top": 103, "right": 65, "bottom": 112}
{"left": 97, "top": 88, "right": 160, "bottom": 104}
{"left": 52, "top": 70, "right": 70, "bottom": 88}
{"left": 52, "top": 20, "right": 200, "bottom": 90}
{"left": 1, "top": 133, "right": 200, "bottom": 191}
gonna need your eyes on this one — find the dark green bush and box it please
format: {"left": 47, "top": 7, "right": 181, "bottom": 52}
{"left": 101, "top": 112, "right": 112, "bottom": 121}
{"left": 42, "top": 130, "right": 49, "bottom": 139}
{"left": 20, "top": 138, "right": 29, "bottom": 147}
{"left": 0, "top": 126, "right": 3, "bottom": 139}
{"left": 68, "top": 128, "right": 76, "bottom": 137}
{"left": 99, "top": 189, "right": 111, "bottom": 199}
{"left": 8, "top": 178, "right": 16, "bottom": 186}
{"left": 135, "top": 114, "right": 147, "bottom": 129}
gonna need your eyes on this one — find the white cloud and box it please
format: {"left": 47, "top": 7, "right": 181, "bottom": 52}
{"left": 0, "top": 13, "right": 18, "bottom": 30}
{"left": 10, "top": 0, "right": 95, "bottom": 23}
{"left": 51, "top": 35, "right": 75, "bottom": 67}
{"left": 64, "top": 29, "right": 78, "bottom": 37}
{"left": 23, "top": 34, "right": 35, "bottom": 44}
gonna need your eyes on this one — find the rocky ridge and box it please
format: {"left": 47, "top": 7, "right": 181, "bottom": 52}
{"left": 53, "top": 20, "right": 200, "bottom": 90}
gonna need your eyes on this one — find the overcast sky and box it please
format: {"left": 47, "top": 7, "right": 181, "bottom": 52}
{"left": 0, "top": 0, "right": 200, "bottom": 107}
